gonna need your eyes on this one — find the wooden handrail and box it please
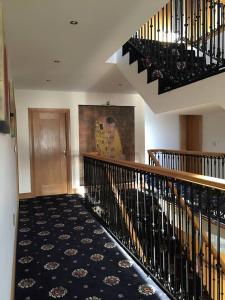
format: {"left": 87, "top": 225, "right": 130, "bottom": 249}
{"left": 149, "top": 149, "right": 225, "bottom": 157}
{"left": 83, "top": 153, "right": 225, "bottom": 191}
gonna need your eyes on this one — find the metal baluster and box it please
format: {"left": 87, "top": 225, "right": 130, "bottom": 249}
{"left": 210, "top": 0, "right": 213, "bottom": 64}
{"left": 222, "top": 157, "right": 225, "bottom": 179}
{"left": 154, "top": 14, "right": 157, "bottom": 59}
{"left": 222, "top": 5, "right": 225, "bottom": 62}
{"left": 148, "top": 172, "right": 153, "bottom": 267}
{"left": 162, "top": 6, "right": 165, "bottom": 43}
{"left": 213, "top": 1, "right": 216, "bottom": 57}
{"left": 176, "top": 182, "right": 184, "bottom": 296}
{"left": 150, "top": 18, "right": 153, "bottom": 42}
{"left": 214, "top": 156, "right": 217, "bottom": 178}
{"left": 217, "top": 191, "right": 221, "bottom": 300}
{"left": 143, "top": 171, "right": 148, "bottom": 264}
{"left": 217, "top": 0, "right": 221, "bottom": 63}
{"left": 121, "top": 168, "right": 126, "bottom": 245}
{"left": 128, "top": 168, "right": 132, "bottom": 248}
{"left": 156, "top": 176, "right": 162, "bottom": 277}
{"left": 162, "top": 178, "right": 167, "bottom": 281}
{"left": 203, "top": 155, "right": 205, "bottom": 176}
{"left": 207, "top": 188, "right": 212, "bottom": 298}
{"left": 151, "top": 174, "right": 156, "bottom": 271}
{"left": 198, "top": 187, "right": 204, "bottom": 298}
{"left": 166, "top": 2, "right": 169, "bottom": 70}
{"left": 157, "top": 11, "right": 160, "bottom": 69}
{"left": 211, "top": 155, "right": 213, "bottom": 177}
{"left": 184, "top": 183, "right": 190, "bottom": 296}
{"left": 135, "top": 170, "right": 140, "bottom": 257}
{"left": 185, "top": 0, "right": 188, "bottom": 79}
{"left": 171, "top": 0, "right": 174, "bottom": 77}
{"left": 190, "top": 184, "right": 197, "bottom": 299}
{"left": 166, "top": 178, "right": 172, "bottom": 289}
{"left": 197, "top": 0, "right": 200, "bottom": 60}
{"left": 140, "top": 171, "right": 145, "bottom": 263}
{"left": 191, "top": 0, "right": 194, "bottom": 76}
{"left": 218, "top": 157, "right": 221, "bottom": 179}
{"left": 202, "top": 0, "right": 206, "bottom": 61}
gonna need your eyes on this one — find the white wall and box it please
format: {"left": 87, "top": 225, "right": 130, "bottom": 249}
{"left": 144, "top": 103, "right": 180, "bottom": 162}
{"left": 0, "top": 134, "right": 18, "bottom": 300}
{"left": 15, "top": 89, "right": 146, "bottom": 194}
{"left": 203, "top": 110, "right": 225, "bottom": 152}
{"left": 15, "top": 89, "right": 182, "bottom": 194}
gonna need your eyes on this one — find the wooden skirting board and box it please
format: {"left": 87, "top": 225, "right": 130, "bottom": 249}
{"left": 19, "top": 193, "right": 33, "bottom": 200}
{"left": 19, "top": 189, "right": 79, "bottom": 200}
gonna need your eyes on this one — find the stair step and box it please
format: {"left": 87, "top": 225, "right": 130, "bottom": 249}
{"left": 138, "top": 59, "right": 147, "bottom": 73}
{"left": 122, "top": 42, "right": 130, "bottom": 56}
{"left": 129, "top": 50, "right": 138, "bottom": 64}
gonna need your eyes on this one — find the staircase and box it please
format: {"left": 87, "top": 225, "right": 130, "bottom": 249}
{"left": 123, "top": 37, "right": 224, "bottom": 94}
{"left": 120, "top": 0, "right": 225, "bottom": 95}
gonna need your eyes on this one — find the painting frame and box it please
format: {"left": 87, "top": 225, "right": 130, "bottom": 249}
{"left": 0, "top": 4, "right": 10, "bottom": 134}
{"left": 9, "top": 81, "right": 16, "bottom": 137}
{"left": 78, "top": 104, "right": 135, "bottom": 184}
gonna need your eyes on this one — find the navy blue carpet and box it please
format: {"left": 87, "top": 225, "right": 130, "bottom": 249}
{"left": 15, "top": 194, "right": 169, "bottom": 300}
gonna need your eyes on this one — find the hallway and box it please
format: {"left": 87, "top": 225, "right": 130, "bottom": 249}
{"left": 15, "top": 194, "right": 169, "bottom": 300}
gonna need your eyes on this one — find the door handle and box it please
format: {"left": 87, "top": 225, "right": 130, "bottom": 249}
{"left": 63, "top": 149, "right": 67, "bottom": 157}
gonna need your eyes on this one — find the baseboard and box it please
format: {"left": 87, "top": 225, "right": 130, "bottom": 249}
{"left": 71, "top": 187, "right": 84, "bottom": 195}
{"left": 70, "top": 188, "right": 79, "bottom": 195}
{"left": 19, "top": 192, "right": 33, "bottom": 200}
{"left": 19, "top": 190, "right": 82, "bottom": 199}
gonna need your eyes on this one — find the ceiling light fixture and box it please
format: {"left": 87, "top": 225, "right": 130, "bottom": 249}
{"left": 70, "top": 20, "right": 78, "bottom": 25}
{"left": 46, "top": 79, "right": 51, "bottom": 82}
{"left": 53, "top": 59, "right": 60, "bottom": 63}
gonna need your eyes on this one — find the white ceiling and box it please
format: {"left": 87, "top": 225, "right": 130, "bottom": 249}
{"left": 1, "top": 0, "right": 167, "bottom": 93}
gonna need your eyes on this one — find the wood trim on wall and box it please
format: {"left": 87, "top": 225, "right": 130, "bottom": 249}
{"left": 19, "top": 192, "right": 33, "bottom": 200}
{"left": 28, "top": 108, "right": 72, "bottom": 197}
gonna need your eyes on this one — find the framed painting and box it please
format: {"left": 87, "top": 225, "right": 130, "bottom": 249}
{"left": 0, "top": 4, "right": 10, "bottom": 134}
{"left": 79, "top": 105, "right": 135, "bottom": 161}
{"left": 78, "top": 105, "right": 135, "bottom": 184}
{"left": 9, "top": 81, "right": 16, "bottom": 137}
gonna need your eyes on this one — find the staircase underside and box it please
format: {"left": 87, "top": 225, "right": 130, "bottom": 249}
{"left": 123, "top": 38, "right": 225, "bottom": 95}
{"left": 116, "top": 47, "right": 225, "bottom": 114}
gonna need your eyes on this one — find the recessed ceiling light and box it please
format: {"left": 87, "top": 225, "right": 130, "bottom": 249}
{"left": 70, "top": 20, "right": 78, "bottom": 25}
{"left": 53, "top": 59, "right": 60, "bottom": 63}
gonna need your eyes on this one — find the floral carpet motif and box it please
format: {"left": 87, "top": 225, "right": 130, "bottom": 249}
{"left": 15, "top": 194, "right": 169, "bottom": 300}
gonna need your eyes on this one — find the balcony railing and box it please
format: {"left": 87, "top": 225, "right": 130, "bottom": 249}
{"left": 148, "top": 148, "right": 225, "bottom": 179}
{"left": 83, "top": 153, "right": 225, "bottom": 299}
{"left": 123, "top": 0, "right": 225, "bottom": 93}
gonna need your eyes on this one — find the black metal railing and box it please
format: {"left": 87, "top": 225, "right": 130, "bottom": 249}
{"left": 83, "top": 153, "right": 225, "bottom": 300}
{"left": 123, "top": 0, "right": 225, "bottom": 93}
{"left": 148, "top": 149, "right": 225, "bottom": 179}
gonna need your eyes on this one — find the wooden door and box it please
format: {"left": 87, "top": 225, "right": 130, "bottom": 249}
{"left": 180, "top": 115, "right": 202, "bottom": 151}
{"left": 180, "top": 115, "right": 203, "bottom": 173}
{"left": 29, "top": 109, "right": 71, "bottom": 196}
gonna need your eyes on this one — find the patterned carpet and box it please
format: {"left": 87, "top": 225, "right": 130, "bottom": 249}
{"left": 15, "top": 194, "right": 169, "bottom": 300}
